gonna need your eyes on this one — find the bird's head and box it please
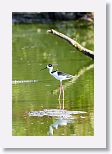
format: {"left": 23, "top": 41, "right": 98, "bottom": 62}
{"left": 40, "top": 64, "right": 58, "bottom": 71}
{"left": 47, "top": 64, "right": 53, "bottom": 69}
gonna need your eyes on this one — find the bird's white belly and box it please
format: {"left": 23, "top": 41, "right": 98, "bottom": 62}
{"left": 51, "top": 72, "right": 66, "bottom": 81}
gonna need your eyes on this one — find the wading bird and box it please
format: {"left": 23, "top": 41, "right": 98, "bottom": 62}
{"left": 40, "top": 64, "right": 74, "bottom": 100}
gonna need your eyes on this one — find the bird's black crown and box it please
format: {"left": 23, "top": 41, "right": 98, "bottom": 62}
{"left": 48, "top": 64, "right": 52, "bottom": 67}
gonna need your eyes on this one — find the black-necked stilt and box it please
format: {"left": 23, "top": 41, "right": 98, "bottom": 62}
{"left": 40, "top": 64, "right": 74, "bottom": 100}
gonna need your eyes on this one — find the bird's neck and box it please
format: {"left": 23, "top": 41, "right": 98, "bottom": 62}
{"left": 49, "top": 67, "right": 53, "bottom": 74}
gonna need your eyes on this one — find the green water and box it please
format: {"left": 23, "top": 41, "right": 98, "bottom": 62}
{"left": 12, "top": 20, "right": 94, "bottom": 136}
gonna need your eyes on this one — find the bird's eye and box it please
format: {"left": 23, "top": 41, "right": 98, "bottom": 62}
{"left": 48, "top": 64, "right": 52, "bottom": 67}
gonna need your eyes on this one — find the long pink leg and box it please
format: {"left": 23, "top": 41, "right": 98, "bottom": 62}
{"left": 62, "top": 98, "right": 64, "bottom": 110}
{"left": 58, "top": 81, "right": 65, "bottom": 109}
{"left": 61, "top": 84, "right": 64, "bottom": 109}
{"left": 62, "top": 85, "right": 64, "bottom": 100}
{"left": 58, "top": 99, "right": 61, "bottom": 109}
{"left": 58, "top": 82, "right": 62, "bottom": 100}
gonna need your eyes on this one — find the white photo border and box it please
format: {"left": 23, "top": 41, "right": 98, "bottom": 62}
{"left": 0, "top": 0, "right": 106, "bottom": 148}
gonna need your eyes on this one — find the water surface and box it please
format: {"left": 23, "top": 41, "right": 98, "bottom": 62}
{"left": 12, "top": 20, "right": 94, "bottom": 136}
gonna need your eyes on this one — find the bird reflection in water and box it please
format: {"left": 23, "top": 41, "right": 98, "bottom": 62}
{"left": 48, "top": 117, "right": 73, "bottom": 136}
{"left": 48, "top": 98, "right": 73, "bottom": 136}
{"left": 28, "top": 99, "right": 87, "bottom": 136}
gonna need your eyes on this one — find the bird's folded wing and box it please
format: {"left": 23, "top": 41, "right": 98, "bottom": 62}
{"left": 57, "top": 71, "right": 73, "bottom": 78}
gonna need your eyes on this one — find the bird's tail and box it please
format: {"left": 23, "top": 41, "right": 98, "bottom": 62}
{"left": 66, "top": 74, "right": 76, "bottom": 79}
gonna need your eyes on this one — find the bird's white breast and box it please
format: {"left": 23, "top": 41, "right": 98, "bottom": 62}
{"left": 51, "top": 71, "right": 60, "bottom": 80}
{"left": 51, "top": 71, "right": 66, "bottom": 81}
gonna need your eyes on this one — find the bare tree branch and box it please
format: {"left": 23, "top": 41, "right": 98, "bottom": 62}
{"left": 53, "top": 63, "right": 94, "bottom": 95}
{"left": 47, "top": 29, "right": 94, "bottom": 59}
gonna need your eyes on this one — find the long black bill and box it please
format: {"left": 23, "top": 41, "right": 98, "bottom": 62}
{"left": 40, "top": 67, "right": 47, "bottom": 71}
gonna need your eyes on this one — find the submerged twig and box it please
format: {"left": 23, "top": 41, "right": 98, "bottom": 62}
{"left": 53, "top": 63, "right": 94, "bottom": 95}
{"left": 47, "top": 29, "right": 94, "bottom": 59}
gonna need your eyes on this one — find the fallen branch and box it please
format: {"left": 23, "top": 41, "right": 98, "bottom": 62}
{"left": 47, "top": 29, "right": 94, "bottom": 59}
{"left": 53, "top": 63, "right": 94, "bottom": 95}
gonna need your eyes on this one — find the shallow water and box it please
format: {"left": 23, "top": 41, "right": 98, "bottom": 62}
{"left": 12, "top": 20, "right": 94, "bottom": 136}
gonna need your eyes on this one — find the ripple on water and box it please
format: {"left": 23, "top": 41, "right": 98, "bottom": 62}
{"left": 28, "top": 109, "right": 87, "bottom": 119}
